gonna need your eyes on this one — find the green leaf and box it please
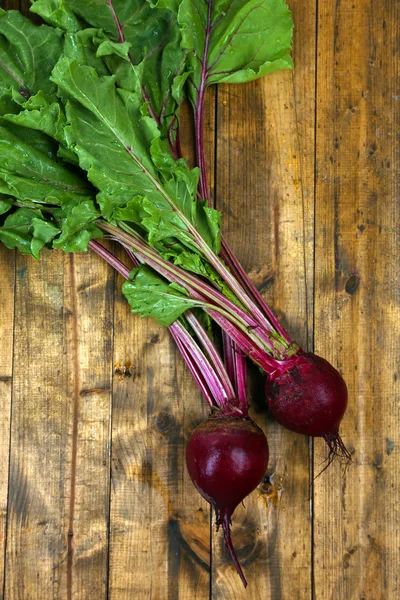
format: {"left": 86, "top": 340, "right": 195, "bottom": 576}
{"left": 52, "top": 58, "right": 158, "bottom": 171}
{"left": 0, "top": 126, "right": 92, "bottom": 205}
{"left": 203, "top": 205, "right": 221, "bottom": 253}
{"left": 171, "top": 70, "right": 192, "bottom": 104}
{"left": 0, "top": 207, "right": 40, "bottom": 255}
{"left": 0, "top": 87, "right": 61, "bottom": 157}
{"left": 30, "top": 217, "right": 60, "bottom": 258}
{"left": 1, "top": 120, "right": 58, "bottom": 158}
{"left": 122, "top": 265, "right": 201, "bottom": 326}
{"left": 147, "top": 0, "right": 181, "bottom": 11}
{"left": 61, "top": 29, "right": 111, "bottom": 79}
{"left": 57, "top": 144, "right": 80, "bottom": 166}
{"left": 0, "top": 88, "right": 20, "bottom": 117}
{"left": 2, "top": 90, "right": 68, "bottom": 145}
{"left": 178, "top": 0, "right": 293, "bottom": 93}
{"left": 0, "top": 207, "right": 60, "bottom": 258}
{"left": 51, "top": 1, "right": 187, "bottom": 133}
{"left": 0, "top": 195, "right": 13, "bottom": 216}
{"left": 51, "top": 58, "right": 220, "bottom": 252}
{"left": 95, "top": 38, "right": 132, "bottom": 61}
{"left": 48, "top": 0, "right": 139, "bottom": 39}
{"left": 150, "top": 137, "right": 221, "bottom": 250}
{"left": 30, "top": 0, "right": 81, "bottom": 32}
{"left": 166, "top": 248, "right": 210, "bottom": 277}
{"left": 53, "top": 61, "right": 161, "bottom": 219}
{"left": 134, "top": 194, "right": 197, "bottom": 250}
{"left": 163, "top": 244, "right": 245, "bottom": 308}
{"left": 52, "top": 199, "right": 103, "bottom": 252}
{"left": 0, "top": 9, "right": 63, "bottom": 97}
{"left": 57, "top": 0, "right": 179, "bottom": 67}
{"left": 129, "top": 17, "right": 186, "bottom": 128}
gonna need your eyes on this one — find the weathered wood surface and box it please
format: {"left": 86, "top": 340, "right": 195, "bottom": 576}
{"left": 314, "top": 1, "right": 400, "bottom": 599}
{"left": 3, "top": 250, "right": 114, "bottom": 599}
{"left": 0, "top": 246, "right": 14, "bottom": 597}
{"left": 0, "top": 1, "right": 398, "bottom": 599}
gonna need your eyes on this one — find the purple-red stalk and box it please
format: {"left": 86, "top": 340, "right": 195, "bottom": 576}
{"left": 100, "top": 1, "right": 350, "bottom": 464}
{"left": 190, "top": 25, "right": 350, "bottom": 462}
{"left": 88, "top": 240, "right": 237, "bottom": 411}
{"left": 106, "top": 0, "right": 124, "bottom": 43}
{"left": 185, "top": 311, "right": 235, "bottom": 400}
{"left": 99, "top": 223, "right": 284, "bottom": 358}
{"left": 172, "top": 333, "right": 215, "bottom": 407}
{"left": 222, "top": 331, "right": 248, "bottom": 412}
{"left": 220, "top": 239, "right": 292, "bottom": 344}
{"left": 110, "top": 240, "right": 237, "bottom": 402}
{"left": 87, "top": 243, "right": 267, "bottom": 588}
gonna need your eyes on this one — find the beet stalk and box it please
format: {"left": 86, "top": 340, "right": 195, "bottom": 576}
{"left": 190, "top": 48, "right": 351, "bottom": 464}
{"left": 89, "top": 240, "right": 268, "bottom": 586}
{"left": 98, "top": 220, "right": 351, "bottom": 463}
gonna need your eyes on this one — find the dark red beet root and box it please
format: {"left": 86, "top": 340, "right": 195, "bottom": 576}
{"left": 186, "top": 415, "right": 269, "bottom": 587}
{"left": 266, "top": 352, "right": 351, "bottom": 467}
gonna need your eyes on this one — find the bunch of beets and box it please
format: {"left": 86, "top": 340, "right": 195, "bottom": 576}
{"left": 0, "top": 0, "right": 350, "bottom": 586}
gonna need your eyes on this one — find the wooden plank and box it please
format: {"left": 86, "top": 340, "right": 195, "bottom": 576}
{"left": 291, "top": 0, "right": 317, "bottom": 347}
{"left": 212, "top": 0, "right": 316, "bottom": 595}
{"left": 108, "top": 247, "right": 210, "bottom": 599}
{"left": 4, "top": 250, "right": 113, "bottom": 599}
{"left": 0, "top": 247, "right": 15, "bottom": 598}
{"left": 2, "top": 0, "right": 19, "bottom": 11}
{"left": 314, "top": 1, "right": 400, "bottom": 598}
{"left": 107, "top": 83, "right": 216, "bottom": 600}
{"left": 5, "top": 252, "right": 70, "bottom": 599}
{"left": 2, "top": 1, "right": 114, "bottom": 596}
{"left": 62, "top": 252, "right": 114, "bottom": 599}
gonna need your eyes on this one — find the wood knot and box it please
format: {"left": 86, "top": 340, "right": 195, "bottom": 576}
{"left": 155, "top": 410, "right": 176, "bottom": 434}
{"left": 345, "top": 274, "right": 360, "bottom": 295}
{"left": 218, "top": 518, "right": 265, "bottom": 566}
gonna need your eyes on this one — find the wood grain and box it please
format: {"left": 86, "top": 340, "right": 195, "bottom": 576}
{"left": 211, "top": 1, "right": 316, "bottom": 595}
{"left": 0, "top": 247, "right": 15, "bottom": 598}
{"left": 107, "top": 248, "right": 210, "bottom": 599}
{"left": 314, "top": 1, "right": 400, "bottom": 598}
{"left": 5, "top": 251, "right": 69, "bottom": 599}
{"left": 291, "top": 0, "right": 317, "bottom": 348}
{"left": 4, "top": 251, "right": 113, "bottom": 600}
{"left": 1, "top": 0, "right": 400, "bottom": 598}
{"left": 62, "top": 252, "right": 114, "bottom": 599}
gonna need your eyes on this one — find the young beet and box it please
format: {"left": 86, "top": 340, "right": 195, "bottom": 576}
{"left": 186, "top": 414, "right": 269, "bottom": 587}
{"left": 266, "top": 352, "right": 351, "bottom": 467}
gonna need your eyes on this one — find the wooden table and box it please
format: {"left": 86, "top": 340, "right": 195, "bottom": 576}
{"left": 0, "top": 1, "right": 399, "bottom": 598}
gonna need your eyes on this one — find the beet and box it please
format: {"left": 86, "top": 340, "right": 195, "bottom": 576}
{"left": 266, "top": 352, "right": 351, "bottom": 466}
{"left": 186, "top": 414, "right": 269, "bottom": 587}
